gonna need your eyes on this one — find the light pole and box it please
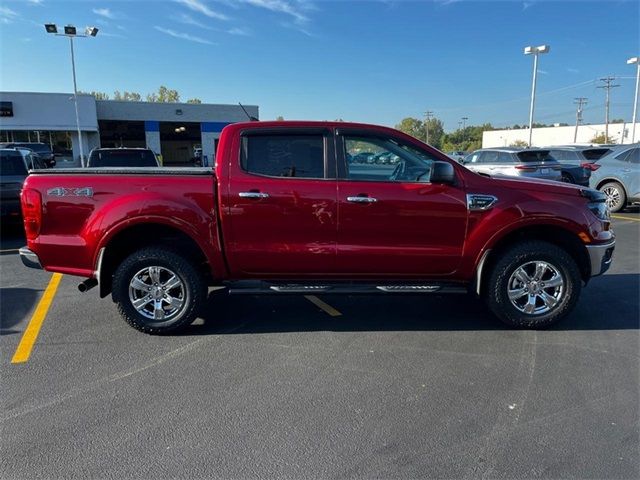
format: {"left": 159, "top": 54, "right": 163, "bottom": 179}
{"left": 524, "top": 45, "right": 550, "bottom": 147}
{"left": 461, "top": 116, "right": 468, "bottom": 145}
{"left": 628, "top": 56, "right": 640, "bottom": 143}
{"left": 44, "top": 23, "right": 98, "bottom": 167}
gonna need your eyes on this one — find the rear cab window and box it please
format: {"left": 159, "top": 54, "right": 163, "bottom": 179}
{"left": 89, "top": 150, "right": 158, "bottom": 167}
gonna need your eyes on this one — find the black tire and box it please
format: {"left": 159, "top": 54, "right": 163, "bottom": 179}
{"left": 112, "top": 247, "right": 206, "bottom": 334}
{"left": 484, "top": 241, "right": 581, "bottom": 328}
{"left": 599, "top": 181, "right": 626, "bottom": 213}
{"left": 561, "top": 172, "right": 574, "bottom": 184}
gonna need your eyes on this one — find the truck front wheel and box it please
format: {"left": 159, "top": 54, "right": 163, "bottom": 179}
{"left": 112, "top": 247, "right": 206, "bottom": 334}
{"left": 484, "top": 241, "right": 581, "bottom": 328}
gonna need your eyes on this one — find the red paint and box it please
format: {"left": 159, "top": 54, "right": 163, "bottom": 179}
{"left": 21, "top": 121, "right": 613, "bottom": 284}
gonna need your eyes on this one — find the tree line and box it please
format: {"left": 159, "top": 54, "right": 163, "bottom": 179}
{"left": 79, "top": 86, "right": 202, "bottom": 104}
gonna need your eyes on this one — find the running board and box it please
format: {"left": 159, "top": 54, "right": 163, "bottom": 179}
{"left": 225, "top": 281, "right": 467, "bottom": 295}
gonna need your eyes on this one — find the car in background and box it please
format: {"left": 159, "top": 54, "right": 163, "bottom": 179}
{"left": 87, "top": 148, "right": 160, "bottom": 168}
{"left": 0, "top": 142, "right": 55, "bottom": 168}
{"left": 462, "top": 148, "right": 562, "bottom": 181}
{"left": 588, "top": 144, "right": 639, "bottom": 213}
{"left": 13, "top": 147, "right": 47, "bottom": 170}
{"left": 447, "top": 151, "right": 467, "bottom": 163}
{"left": 351, "top": 152, "right": 376, "bottom": 164}
{"left": 1, "top": 149, "right": 31, "bottom": 220}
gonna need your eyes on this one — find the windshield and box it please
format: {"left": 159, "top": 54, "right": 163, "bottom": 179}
{"left": 88, "top": 150, "right": 158, "bottom": 167}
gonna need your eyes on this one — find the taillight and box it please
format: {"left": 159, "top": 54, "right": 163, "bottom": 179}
{"left": 21, "top": 188, "right": 42, "bottom": 240}
{"left": 515, "top": 165, "right": 536, "bottom": 172}
{"left": 581, "top": 162, "right": 601, "bottom": 171}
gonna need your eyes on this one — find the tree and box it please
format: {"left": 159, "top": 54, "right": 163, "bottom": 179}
{"left": 395, "top": 116, "right": 445, "bottom": 149}
{"left": 275, "top": 116, "right": 284, "bottom": 121}
{"left": 79, "top": 91, "right": 110, "bottom": 100}
{"left": 440, "top": 123, "right": 494, "bottom": 152}
{"left": 186, "top": 98, "right": 202, "bottom": 104}
{"left": 114, "top": 90, "right": 142, "bottom": 101}
{"left": 590, "top": 133, "right": 615, "bottom": 144}
{"left": 611, "top": 118, "right": 625, "bottom": 124}
{"left": 510, "top": 140, "right": 529, "bottom": 147}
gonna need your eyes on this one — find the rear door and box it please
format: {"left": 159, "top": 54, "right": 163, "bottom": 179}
{"left": 223, "top": 128, "right": 338, "bottom": 276}
{"left": 335, "top": 130, "right": 468, "bottom": 277}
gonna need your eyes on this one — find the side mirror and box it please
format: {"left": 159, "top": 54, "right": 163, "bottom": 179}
{"left": 431, "top": 161, "right": 456, "bottom": 184}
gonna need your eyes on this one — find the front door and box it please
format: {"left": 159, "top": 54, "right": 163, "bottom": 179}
{"left": 336, "top": 131, "right": 468, "bottom": 277}
{"left": 224, "top": 128, "right": 338, "bottom": 276}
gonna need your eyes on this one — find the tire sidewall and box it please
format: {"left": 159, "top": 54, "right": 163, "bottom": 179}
{"left": 113, "top": 248, "right": 203, "bottom": 333}
{"left": 487, "top": 242, "right": 581, "bottom": 328}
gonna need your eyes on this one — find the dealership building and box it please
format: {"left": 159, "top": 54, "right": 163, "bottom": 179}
{"left": 0, "top": 91, "right": 259, "bottom": 167}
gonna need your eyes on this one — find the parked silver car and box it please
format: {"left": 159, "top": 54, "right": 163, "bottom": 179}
{"left": 462, "top": 148, "right": 562, "bottom": 181}
{"left": 588, "top": 144, "right": 640, "bottom": 213}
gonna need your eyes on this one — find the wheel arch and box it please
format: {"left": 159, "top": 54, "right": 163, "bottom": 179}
{"left": 98, "top": 222, "right": 212, "bottom": 298}
{"left": 476, "top": 224, "right": 591, "bottom": 296}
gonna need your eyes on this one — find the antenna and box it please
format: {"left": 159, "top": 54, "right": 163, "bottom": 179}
{"left": 238, "top": 102, "right": 258, "bottom": 121}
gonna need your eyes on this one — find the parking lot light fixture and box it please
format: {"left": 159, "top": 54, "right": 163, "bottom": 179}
{"left": 628, "top": 56, "right": 640, "bottom": 143}
{"left": 524, "top": 44, "right": 550, "bottom": 147}
{"left": 44, "top": 23, "right": 98, "bottom": 167}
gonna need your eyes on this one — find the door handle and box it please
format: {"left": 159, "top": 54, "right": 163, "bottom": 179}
{"left": 347, "top": 196, "right": 377, "bottom": 203}
{"left": 239, "top": 191, "right": 269, "bottom": 199}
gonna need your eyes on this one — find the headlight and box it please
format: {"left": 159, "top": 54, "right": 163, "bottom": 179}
{"left": 581, "top": 189, "right": 610, "bottom": 221}
{"left": 588, "top": 201, "right": 610, "bottom": 221}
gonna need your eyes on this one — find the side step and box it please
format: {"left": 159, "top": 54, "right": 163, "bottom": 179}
{"left": 225, "top": 281, "right": 467, "bottom": 295}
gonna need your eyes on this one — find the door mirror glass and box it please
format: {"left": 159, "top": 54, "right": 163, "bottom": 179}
{"left": 430, "top": 161, "right": 456, "bottom": 184}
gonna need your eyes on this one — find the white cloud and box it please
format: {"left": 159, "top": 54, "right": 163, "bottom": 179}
{"left": 0, "top": 6, "right": 19, "bottom": 23}
{"left": 538, "top": 69, "right": 549, "bottom": 75}
{"left": 27, "top": 0, "right": 44, "bottom": 5}
{"left": 93, "top": 8, "right": 116, "bottom": 19}
{"left": 241, "top": 0, "right": 311, "bottom": 23}
{"left": 175, "top": 0, "right": 228, "bottom": 20}
{"left": 177, "top": 12, "right": 213, "bottom": 30}
{"left": 228, "top": 27, "right": 250, "bottom": 36}
{"left": 567, "top": 68, "right": 580, "bottom": 74}
{"left": 154, "top": 26, "right": 215, "bottom": 45}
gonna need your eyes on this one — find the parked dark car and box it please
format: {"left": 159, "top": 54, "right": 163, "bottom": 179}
{"left": 0, "top": 142, "right": 56, "bottom": 168}
{"left": 545, "top": 146, "right": 614, "bottom": 186}
{"left": 87, "top": 148, "right": 159, "bottom": 168}
{"left": 1, "top": 149, "right": 30, "bottom": 220}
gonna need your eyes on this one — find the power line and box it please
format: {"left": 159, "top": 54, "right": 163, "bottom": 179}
{"left": 597, "top": 76, "right": 620, "bottom": 140}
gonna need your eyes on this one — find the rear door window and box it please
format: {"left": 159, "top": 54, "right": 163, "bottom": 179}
{"left": 241, "top": 134, "right": 325, "bottom": 179}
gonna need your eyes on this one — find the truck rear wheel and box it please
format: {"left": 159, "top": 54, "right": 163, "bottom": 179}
{"left": 112, "top": 247, "right": 206, "bottom": 334}
{"left": 484, "top": 241, "right": 581, "bottom": 328}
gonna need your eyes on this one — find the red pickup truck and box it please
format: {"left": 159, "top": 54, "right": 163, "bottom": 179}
{"left": 19, "top": 121, "right": 615, "bottom": 334}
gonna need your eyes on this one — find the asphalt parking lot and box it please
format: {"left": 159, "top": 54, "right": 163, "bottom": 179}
{"left": 1, "top": 213, "right": 639, "bottom": 479}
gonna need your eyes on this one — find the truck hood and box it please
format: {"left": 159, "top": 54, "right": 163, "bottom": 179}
{"left": 489, "top": 175, "right": 586, "bottom": 197}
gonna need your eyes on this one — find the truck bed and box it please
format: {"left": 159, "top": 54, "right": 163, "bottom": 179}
{"left": 29, "top": 167, "right": 213, "bottom": 175}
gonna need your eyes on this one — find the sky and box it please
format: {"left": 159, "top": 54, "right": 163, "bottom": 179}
{"left": 0, "top": 0, "right": 638, "bottom": 131}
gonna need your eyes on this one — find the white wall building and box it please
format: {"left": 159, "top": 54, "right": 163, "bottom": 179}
{"left": 483, "top": 122, "right": 640, "bottom": 148}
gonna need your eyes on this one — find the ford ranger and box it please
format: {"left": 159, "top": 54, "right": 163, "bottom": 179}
{"left": 19, "top": 121, "right": 615, "bottom": 334}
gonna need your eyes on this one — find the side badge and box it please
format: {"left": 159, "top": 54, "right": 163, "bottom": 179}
{"left": 46, "top": 187, "right": 94, "bottom": 198}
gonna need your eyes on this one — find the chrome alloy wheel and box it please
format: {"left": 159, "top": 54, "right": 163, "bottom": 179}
{"left": 507, "top": 261, "right": 564, "bottom": 315}
{"left": 602, "top": 185, "right": 622, "bottom": 211}
{"left": 128, "top": 266, "right": 186, "bottom": 321}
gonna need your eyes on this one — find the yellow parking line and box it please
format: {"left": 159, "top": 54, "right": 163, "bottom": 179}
{"left": 11, "top": 273, "right": 63, "bottom": 364}
{"left": 304, "top": 295, "right": 342, "bottom": 317}
{"left": 612, "top": 215, "right": 640, "bottom": 222}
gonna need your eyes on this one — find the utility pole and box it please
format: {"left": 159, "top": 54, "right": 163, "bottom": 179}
{"left": 597, "top": 76, "right": 620, "bottom": 142}
{"left": 424, "top": 111, "right": 433, "bottom": 144}
{"left": 461, "top": 116, "right": 468, "bottom": 144}
{"left": 573, "top": 97, "right": 588, "bottom": 143}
